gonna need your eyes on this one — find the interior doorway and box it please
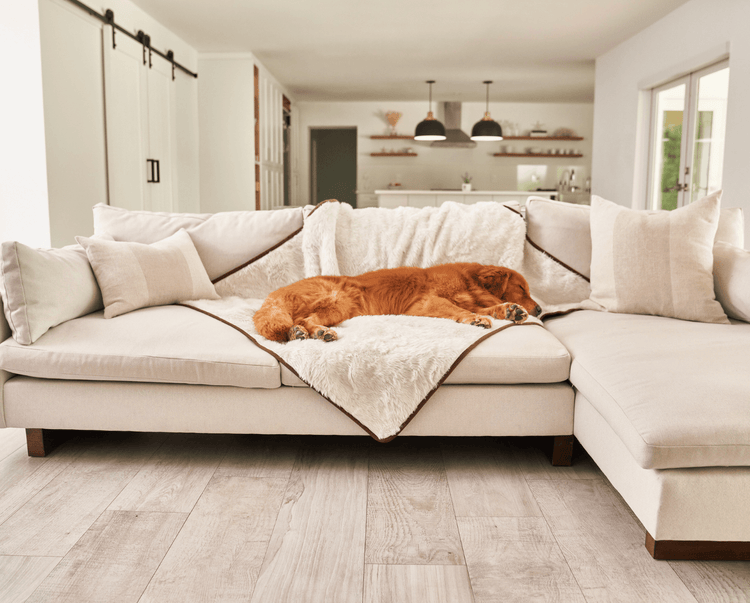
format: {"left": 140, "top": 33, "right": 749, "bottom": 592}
{"left": 310, "top": 127, "right": 357, "bottom": 207}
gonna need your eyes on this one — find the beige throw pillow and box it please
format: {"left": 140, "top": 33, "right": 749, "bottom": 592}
{"left": 77, "top": 229, "right": 219, "bottom": 319}
{"left": 1, "top": 240, "right": 108, "bottom": 344}
{"left": 589, "top": 192, "right": 728, "bottom": 324}
{"left": 713, "top": 242, "right": 750, "bottom": 323}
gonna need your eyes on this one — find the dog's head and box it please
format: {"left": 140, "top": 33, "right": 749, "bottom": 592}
{"left": 476, "top": 265, "right": 542, "bottom": 317}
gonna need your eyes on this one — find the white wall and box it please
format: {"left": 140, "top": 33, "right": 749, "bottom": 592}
{"left": 34, "top": 0, "right": 199, "bottom": 247}
{"left": 591, "top": 0, "right": 750, "bottom": 243}
{"left": 296, "top": 101, "right": 593, "bottom": 206}
{"left": 0, "top": 1, "right": 51, "bottom": 248}
{"left": 198, "top": 53, "right": 296, "bottom": 213}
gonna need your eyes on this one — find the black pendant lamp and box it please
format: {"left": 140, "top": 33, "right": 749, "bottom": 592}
{"left": 471, "top": 80, "right": 503, "bottom": 141}
{"left": 414, "top": 80, "right": 446, "bottom": 141}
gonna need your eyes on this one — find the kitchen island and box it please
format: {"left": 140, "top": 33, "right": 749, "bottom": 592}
{"left": 375, "top": 189, "right": 557, "bottom": 208}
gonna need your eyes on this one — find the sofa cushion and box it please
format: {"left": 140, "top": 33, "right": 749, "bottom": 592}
{"left": 713, "top": 242, "right": 750, "bottom": 323}
{"left": 525, "top": 196, "right": 745, "bottom": 278}
{"left": 545, "top": 310, "right": 750, "bottom": 469}
{"left": 93, "top": 204, "right": 304, "bottom": 280}
{"left": 281, "top": 323, "right": 571, "bottom": 386}
{"left": 589, "top": 192, "right": 728, "bottom": 324}
{"left": 0, "top": 238, "right": 109, "bottom": 345}
{"left": 0, "top": 305, "right": 280, "bottom": 389}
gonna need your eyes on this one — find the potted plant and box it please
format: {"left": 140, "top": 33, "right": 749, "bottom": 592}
{"left": 461, "top": 172, "right": 472, "bottom": 192}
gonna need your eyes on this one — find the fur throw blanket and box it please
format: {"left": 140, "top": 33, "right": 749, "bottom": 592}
{"left": 185, "top": 201, "right": 592, "bottom": 441}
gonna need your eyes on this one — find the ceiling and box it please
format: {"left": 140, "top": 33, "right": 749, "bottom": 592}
{"left": 129, "top": 0, "right": 691, "bottom": 103}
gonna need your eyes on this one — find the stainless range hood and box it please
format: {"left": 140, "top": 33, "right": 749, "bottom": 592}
{"left": 430, "top": 102, "right": 476, "bottom": 148}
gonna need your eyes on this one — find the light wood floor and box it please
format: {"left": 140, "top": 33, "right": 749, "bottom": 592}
{"left": 0, "top": 428, "right": 748, "bottom": 602}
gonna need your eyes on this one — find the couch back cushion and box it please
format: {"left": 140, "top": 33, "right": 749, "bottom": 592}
{"left": 0, "top": 240, "right": 106, "bottom": 344}
{"left": 93, "top": 204, "right": 305, "bottom": 280}
{"left": 525, "top": 196, "right": 745, "bottom": 278}
{"left": 713, "top": 242, "right": 750, "bottom": 323}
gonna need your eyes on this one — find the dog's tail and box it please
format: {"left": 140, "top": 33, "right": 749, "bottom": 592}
{"left": 253, "top": 299, "right": 294, "bottom": 342}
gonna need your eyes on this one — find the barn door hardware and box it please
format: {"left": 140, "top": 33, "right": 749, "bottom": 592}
{"left": 136, "top": 31, "right": 151, "bottom": 67}
{"left": 62, "top": 0, "right": 198, "bottom": 78}
{"left": 104, "top": 9, "right": 115, "bottom": 48}
{"left": 146, "top": 159, "right": 160, "bottom": 183}
{"left": 167, "top": 50, "right": 175, "bottom": 80}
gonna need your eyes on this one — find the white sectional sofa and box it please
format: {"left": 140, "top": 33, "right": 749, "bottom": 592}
{"left": 1, "top": 198, "right": 749, "bottom": 560}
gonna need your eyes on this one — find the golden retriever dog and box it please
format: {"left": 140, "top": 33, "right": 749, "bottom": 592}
{"left": 253, "top": 262, "right": 541, "bottom": 343}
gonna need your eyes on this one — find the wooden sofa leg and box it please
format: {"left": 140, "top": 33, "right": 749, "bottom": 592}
{"left": 25, "top": 429, "right": 66, "bottom": 457}
{"left": 551, "top": 435, "right": 574, "bottom": 466}
{"left": 646, "top": 532, "right": 750, "bottom": 560}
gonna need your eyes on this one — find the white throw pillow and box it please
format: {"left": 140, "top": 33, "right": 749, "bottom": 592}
{"left": 713, "top": 242, "right": 750, "bottom": 323}
{"left": 525, "top": 196, "right": 745, "bottom": 278}
{"left": 77, "top": 230, "right": 219, "bottom": 319}
{"left": 589, "top": 192, "right": 728, "bottom": 324}
{"left": 93, "top": 204, "right": 305, "bottom": 280}
{"left": 0, "top": 239, "right": 108, "bottom": 344}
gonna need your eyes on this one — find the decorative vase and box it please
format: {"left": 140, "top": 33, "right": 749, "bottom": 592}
{"left": 462, "top": 183, "right": 472, "bottom": 192}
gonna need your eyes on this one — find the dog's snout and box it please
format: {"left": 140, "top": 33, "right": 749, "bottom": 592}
{"left": 534, "top": 305, "right": 542, "bottom": 316}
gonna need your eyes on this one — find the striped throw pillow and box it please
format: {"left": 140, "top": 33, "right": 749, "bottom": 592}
{"left": 77, "top": 229, "right": 219, "bottom": 319}
{"left": 589, "top": 192, "right": 729, "bottom": 324}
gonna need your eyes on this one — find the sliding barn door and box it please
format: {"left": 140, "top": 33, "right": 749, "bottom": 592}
{"left": 102, "top": 27, "right": 148, "bottom": 211}
{"left": 145, "top": 57, "right": 176, "bottom": 212}
{"left": 102, "top": 25, "right": 176, "bottom": 212}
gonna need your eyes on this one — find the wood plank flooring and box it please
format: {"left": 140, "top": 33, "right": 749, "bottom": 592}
{"left": 0, "top": 429, "right": 747, "bottom": 602}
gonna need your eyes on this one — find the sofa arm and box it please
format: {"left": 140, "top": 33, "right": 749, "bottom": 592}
{"left": 1, "top": 294, "right": 11, "bottom": 428}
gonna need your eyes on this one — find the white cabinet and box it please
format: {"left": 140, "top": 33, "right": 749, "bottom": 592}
{"left": 103, "top": 26, "right": 176, "bottom": 212}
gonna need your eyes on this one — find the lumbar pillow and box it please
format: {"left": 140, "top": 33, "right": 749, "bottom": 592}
{"left": 1, "top": 239, "right": 108, "bottom": 345}
{"left": 589, "top": 191, "right": 728, "bottom": 324}
{"left": 77, "top": 229, "right": 219, "bottom": 319}
{"left": 92, "top": 204, "right": 305, "bottom": 280}
{"left": 713, "top": 241, "right": 750, "bottom": 323}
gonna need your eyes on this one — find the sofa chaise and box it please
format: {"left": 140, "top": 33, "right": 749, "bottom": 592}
{"left": 1, "top": 196, "right": 748, "bottom": 560}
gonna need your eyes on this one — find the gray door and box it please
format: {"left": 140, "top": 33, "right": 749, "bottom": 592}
{"left": 310, "top": 127, "right": 357, "bottom": 207}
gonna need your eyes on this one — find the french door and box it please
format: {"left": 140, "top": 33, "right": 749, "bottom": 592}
{"left": 648, "top": 60, "right": 729, "bottom": 210}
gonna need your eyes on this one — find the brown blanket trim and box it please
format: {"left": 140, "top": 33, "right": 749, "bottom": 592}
{"left": 178, "top": 301, "right": 541, "bottom": 442}
{"left": 525, "top": 236, "right": 590, "bottom": 283}
{"left": 211, "top": 199, "right": 337, "bottom": 284}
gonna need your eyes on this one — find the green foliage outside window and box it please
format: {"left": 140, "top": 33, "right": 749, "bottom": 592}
{"left": 660, "top": 124, "right": 682, "bottom": 211}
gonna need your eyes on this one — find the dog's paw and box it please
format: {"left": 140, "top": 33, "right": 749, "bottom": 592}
{"left": 311, "top": 326, "right": 338, "bottom": 342}
{"left": 288, "top": 325, "right": 309, "bottom": 341}
{"left": 505, "top": 303, "right": 528, "bottom": 323}
{"left": 462, "top": 315, "right": 492, "bottom": 329}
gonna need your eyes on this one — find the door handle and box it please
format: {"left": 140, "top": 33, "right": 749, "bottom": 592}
{"left": 146, "top": 159, "right": 160, "bottom": 183}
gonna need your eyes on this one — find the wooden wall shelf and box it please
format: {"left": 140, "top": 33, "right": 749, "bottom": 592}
{"left": 494, "top": 153, "right": 583, "bottom": 158}
{"left": 370, "top": 135, "right": 415, "bottom": 139}
{"left": 502, "top": 136, "right": 584, "bottom": 141}
{"left": 371, "top": 152, "right": 417, "bottom": 157}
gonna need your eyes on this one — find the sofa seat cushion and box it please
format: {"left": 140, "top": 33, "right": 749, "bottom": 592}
{"left": 281, "top": 323, "right": 571, "bottom": 386}
{"left": 545, "top": 311, "right": 750, "bottom": 469}
{"left": 0, "top": 305, "right": 280, "bottom": 389}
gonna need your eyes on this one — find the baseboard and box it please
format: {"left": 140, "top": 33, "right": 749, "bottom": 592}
{"left": 646, "top": 532, "right": 750, "bottom": 560}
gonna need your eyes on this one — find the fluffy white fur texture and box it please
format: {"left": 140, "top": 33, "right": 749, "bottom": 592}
{"left": 190, "top": 200, "right": 593, "bottom": 439}
{"left": 189, "top": 296, "right": 542, "bottom": 440}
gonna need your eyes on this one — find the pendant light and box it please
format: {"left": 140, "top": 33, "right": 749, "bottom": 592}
{"left": 414, "top": 80, "right": 446, "bottom": 141}
{"left": 471, "top": 80, "right": 503, "bottom": 141}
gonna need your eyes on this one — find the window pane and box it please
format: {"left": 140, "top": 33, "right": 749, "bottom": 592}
{"left": 651, "top": 84, "right": 685, "bottom": 211}
{"left": 691, "top": 67, "right": 729, "bottom": 202}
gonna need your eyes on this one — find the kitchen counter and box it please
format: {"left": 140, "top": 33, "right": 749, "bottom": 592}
{"left": 375, "top": 189, "right": 557, "bottom": 208}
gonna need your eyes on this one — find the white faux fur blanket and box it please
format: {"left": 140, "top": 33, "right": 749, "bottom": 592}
{"left": 185, "top": 201, "right": 592, "bottom": 441}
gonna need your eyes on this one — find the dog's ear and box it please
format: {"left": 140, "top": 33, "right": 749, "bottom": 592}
{"left": 477, "top": 266, "right": 511, "bottom": 295}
